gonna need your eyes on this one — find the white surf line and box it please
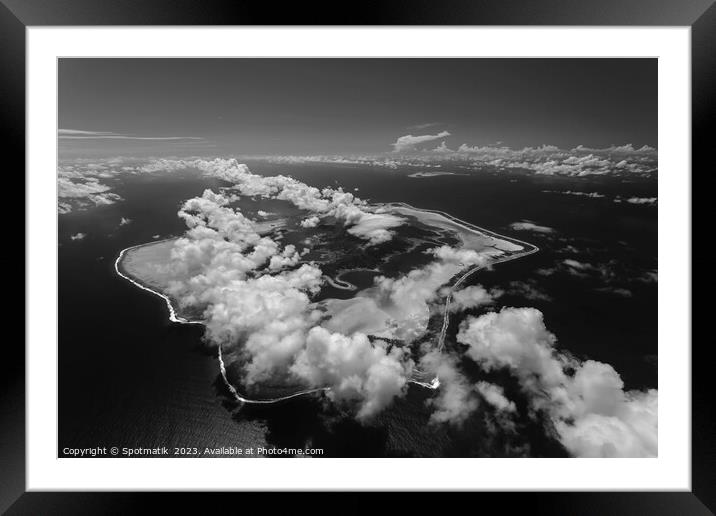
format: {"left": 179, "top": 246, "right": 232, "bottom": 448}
{"left": 216, "top": 342, "right": 329, "bottom": 405}
{"left": 388, "top": 201, "right": 539, "bottom": 252}
{"left": 114, "top": 240, "right": 204, "bottom": 326}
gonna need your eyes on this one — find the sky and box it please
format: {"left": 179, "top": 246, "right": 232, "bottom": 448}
{"left": 58, "top": 58, "right": 657, "bottom": 157}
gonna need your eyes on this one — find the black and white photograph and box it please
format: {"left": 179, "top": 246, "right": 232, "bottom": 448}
{"left": 56, "top": 57, "right": 659, "bottom": 460}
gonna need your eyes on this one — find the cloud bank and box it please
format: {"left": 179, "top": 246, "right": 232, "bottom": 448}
{"left": 59, "top": 128, "right": 203, "bottom": 140}
{"left": 457, "top": 307, "right": 657, "bottom": 457}
{"left": 173, "top": 158, "right": 407, "bottom": 246}
{"left": 252, "top": 140, "right": 656, "bottom": 178}
{"left": 154, "top": 176, "right": 420, "bottom": 419}
{"left": 509, "top": 221, "right": 555, "bottom": 234}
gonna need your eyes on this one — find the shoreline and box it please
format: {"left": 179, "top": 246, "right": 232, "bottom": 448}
{"left": 114, "top": 239, "right": 203, "bottom": 326}
{"left": 114, "top": 203, "right": 538, "bottom": 403}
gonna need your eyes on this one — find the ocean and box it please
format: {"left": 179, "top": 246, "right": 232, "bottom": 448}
{"left": 58, "top": 163, "right": 657, "bottom": 457}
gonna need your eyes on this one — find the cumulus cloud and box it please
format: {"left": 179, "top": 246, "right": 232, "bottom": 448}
{"left": 56, "top": 158, "right": 167, "bottom": 213}
{"left": 321, "top": 245, "right": 495, "bottom": 350}
{"left": 623, "top": 197, "right": 658, "bottom": 206}
{"left": 538, "top": 256, "right": 646, "bottom": 298}
{"left": 542, "top": 190, "right": 605, "bottom": 199}
{"left": 58, "top": 176, "right": 123, "bottom": 213}
{"left": 562, "top": 259, "right": 614, "bottom": 281}
{"left": 475, "top": 381, "right": 516, "bottom": 413}
{"left": 344, "top": 211, "right": 405, "bottom": 245}
{"left": 159, "top": 158, "right": 406, "bottom": 246}
{"left": 362, "top": 246, "right": 490, "bottom": 341}
{"left": 457, "top": 307, "right": 657, "bottom": 457}
{"left": 300, "top": 216, "right": 320, "bottom": 228}
{"left": 509, "top": 221, "right": 555, "bottom": 234}
{"left": 448, "top": 285, "right": 502, "bottom": 312}
{"left": 574, "top": 143, "right": 656, "bottom": 154}
{"left": 392, "top": 131, "right": 451, "bottom": 152}
{"left": 156, "top": 177, "right": 503, "bottom": 423}
{"left": 432, "top": 141, "right": 453, "bottom": 153}
{"left": 243, "top": 140, "right": 656, "bottom": 178}
{"left": 504, "top": 281, "right": 552, "bottom": 302}
{"left": 269, "top": 139, "right": 656, "bottom": 177}
{"left": 420, "top": 350, "right": 517, "bottom": 427}
{"left": 638, "top": 270, "right": 658, "bottom": 284}
{"left": 291, "top": 327, "right": 414, "bottom": 421}
{"left": 420, "top": 350, "right": 479, "bottom": 426}
{"left": 595, "top": 287, "right": 633, "bottom": 297}
{"left": 157, "top": 187, "right": 418, "bottom": 420}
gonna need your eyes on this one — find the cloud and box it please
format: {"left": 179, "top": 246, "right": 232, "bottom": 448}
{"left": 229, "top": 139, "right": 656, "bottom": 177}
{"left": 475, "top": 381, "right": 516, "bottom": 413}
{"left": 542, "top": 190, "right": 605, "bottom": 199}
{"left": 172, "top": 158, "right": 406, "bottom": 246}
{"left": 70, "top": 232, "right": 86, "bottom": 240}
{"left": 574, "top": 143, "right": 656, "bottom": 154}
{"left": 420, "top": 350, "right": 479, "bottom": 426}
{"left": 154, "top": 175, "right": 504, "bottom": 423}
{"left": 358, "top": 246, "right": 489, "bottom": 341}
{"left": 562, "top": 258, "right": 594, "bottom": 271}
{"left": 432, "top": 141, "right": 453, "bottom": 153}
{"left": 623, "top": 197, "right": 657, "bottom": 206}
{"left": 392, "top": 131, "right": 451, "bottom": 152}
{"left": 59, "top": 128, "right": 203, "bottom": 140}
{"left": 420, "top": 350, "right": 517, "bottom": 427}
{"left": 344, "top": 211, "right": 405, "bottom": 245}
{"left": 448, "top": 285, "right": 501, "bottom": 312}
{"left": 157, "top": 186, "right": 417, "bottom": 420}
{"left": 272, "top": 140, "right": 656, "bottom": 177}
{"left": 562, "top": 259, "right": 615, "bottom": 281}
{"left": 457, "top": 307, "right": 657, "bottom": 457}
{"left": 57, "top": 176, "right": 123, "bottom": 213}
{"left": 290, "top": 327, "right": 414, "bottom": 421}
{"left": 321, "top": 245, "right": 493, "bottom": 346}
{"left": 509, "top": 221, "right": 555, "bottom": 234}
{"left": 504, "top": 281, "right": 552, "bottom": 302}
{"left": 537, "top": 255, "right": 648, "bottom": 297}
{"left": 57, "top": 160, "right": 143, "bottom": 213}
{"left": 596, "top": 287, "right": 633, "bottom": 297}
{"left": 300, "top": 215, "right": 320, "bottom": 228}
{"left": 638, "top": 270, "right": 658, "bottom": 284}
{"left": 59, "top": 129, "right": 116, "bottom": 136}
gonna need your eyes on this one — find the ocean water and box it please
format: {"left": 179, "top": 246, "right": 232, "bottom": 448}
{"left": 58, "top": 164, "right": 657, "bottom": 457}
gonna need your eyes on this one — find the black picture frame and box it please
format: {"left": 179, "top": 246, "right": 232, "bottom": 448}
{"left": 3, "top": 0, "right": 713, "bottom": 513}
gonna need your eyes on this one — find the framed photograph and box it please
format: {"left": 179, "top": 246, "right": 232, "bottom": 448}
{"left": 5, "top": 0, "right": 713, "bottom": 512}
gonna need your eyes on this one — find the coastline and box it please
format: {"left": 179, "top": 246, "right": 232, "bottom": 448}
{"left": 113, "top": 239, "right": 203, "bottom": 326}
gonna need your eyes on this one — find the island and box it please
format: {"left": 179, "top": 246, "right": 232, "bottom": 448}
{"left": 116, "top": 199, "right": 538, "bottom": 402}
